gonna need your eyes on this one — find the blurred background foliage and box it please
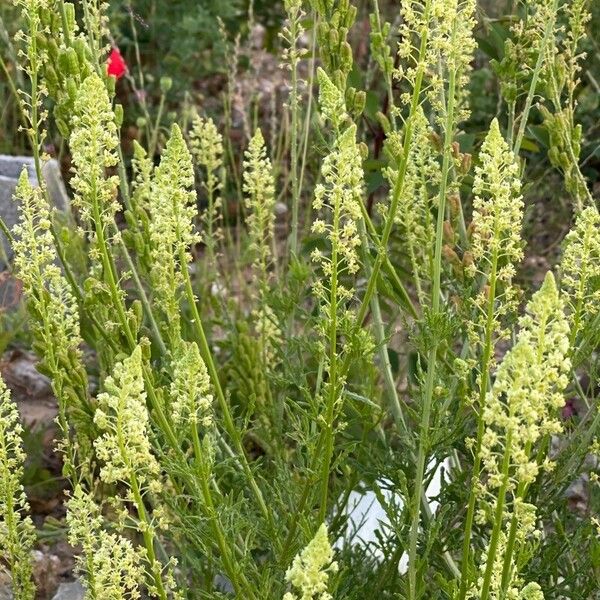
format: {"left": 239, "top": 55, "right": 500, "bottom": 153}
{"left": 106, "top": 0, "right": 285, "bottom": 93}
{"left": 1, "top": 0, "right": 599, "bottom": 230}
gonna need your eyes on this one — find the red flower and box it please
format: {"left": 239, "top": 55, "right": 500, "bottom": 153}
{"left": 107, "top": 47, "right": 127, "bottom": 79}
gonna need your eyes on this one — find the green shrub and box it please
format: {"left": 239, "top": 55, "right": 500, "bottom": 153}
{"left": 1, "top": 0, "right": 599, "bottom": 598}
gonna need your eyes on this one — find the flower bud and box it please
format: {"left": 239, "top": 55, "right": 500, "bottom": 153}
{"left": 160, "top": 76, "right": 173, "bottom": 93}
{"left": 114, "top": 104, "right": 124, "bottom": 127}
{"left": 56, "top": 118, "right": 70, "bottom": 138}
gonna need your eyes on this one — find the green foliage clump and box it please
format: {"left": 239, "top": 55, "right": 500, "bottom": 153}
{"left": 0, "top": 1, "right": 599, "bottom": 599}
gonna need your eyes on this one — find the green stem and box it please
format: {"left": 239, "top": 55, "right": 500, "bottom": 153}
{"left": 407, "top": 36, "right": 457, "bottom": 600}
{"left": 458, "top": 244, "right": 501, "bottom": 598}
{"left": 499, "top": 472, "right": 529, "bottom": 594}
{"left": 288, "top": 5, "right": 300, "bottom": 258}
{"left": 149, "top": 92, "right": 166, "bottom": 158}
{"left": 178, "top": 246, "right": 277, "bottom": 544}
{"left": 479, "top": 430, "right": 514, "bottom": 600}
{"left": 119, "top": 238, "right": 168, "bottom": 355}
{"left": 129, "top": 470, "right": 168, "bottom": 600}
{"left": 190, "top": 426, "right": 256, "bottom": 600}
{"left": 297, "top": 11, "right": 317, "bottom": 215}
{"left": 317, "top": 176, "right": 341, "bottom": 525}
{"left": 358, "top": 220, "right": 407, "bottom": 433}
{"left": 91, "top": 197, "right": 136, "bottom": 349}
{"left": 512, "top": 0, "right": 558, "bottom": 157}
{"left": 358, "top": 197, "right": 417, "bottom": 319}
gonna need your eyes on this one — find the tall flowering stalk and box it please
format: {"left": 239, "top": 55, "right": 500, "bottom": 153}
{"left": 0, "top": 376, "right": 35, "bottom": 600}
{"left": 69, "top": 72, "right": 138, "bottom": 352}
{"left": 311, "top": 68, "right": 364, "bottom": 523}
{"left": 387, "top": 108, "right": 437, "bottom": 304}
{"left": 12, "top": 171, "right": 92, "bottom": 466}
{"left": 281, "top": 0, "right": 307, "bottom": 257}
{"left": 340, "top": 0, "right": 438, "bottom": 335}
{"left": 67, "top": 485, "right": 145, "bottom": 600}
{"left": 243, "top": 128, "right": 276, "bottom": 296}
{"left": 152, "top": 127, "right": 274, "bottom": 541}
{"left": 560, "top": 205, "right": 600, "bottom": 360}
{"left": 168, "top": 340, "right": 257, "bottom": 599}
{"left": 502, "top": 0, "right": 560, "bottom": 155}
{"left": 93, "top": 346, "right": 177, "bottom": 600}
{"left": 459, "top": 118, "right": 525, "bottom": 596}
{"left": 406, "top": 1, "right": 477, "bottom": 596}
{"left": 12, "top": 0, "right": 49, "bottom": 182}
{"left": 189, "top": 114, "right": 224, "bottom": 283}
{"left": 149, "top": 123, "right": 199, "bottom": 344}
{"left": 70, "top": 73, "right": 120, "bottom": 231}
{"left": 540, "top": 0, "right": 591, "bottom": 208}
{"left": 243, "top": 129, "right": 282, "bottom": 373}
{"left": 473, "top": 272, "right": 571, "bottom": 599}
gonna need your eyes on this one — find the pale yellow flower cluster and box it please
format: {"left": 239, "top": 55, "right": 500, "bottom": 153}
{"left": 12, "top": 0, "right": 50, "bottom": 146}
{"left": 252, "top": 304, "right": 283, "bottom": 365}
{"left": 131, "top": 141, "right": 154, "bottom": 214}
{"left": 94, "top": 346, "right": 161, "bottom": 492}
{"left": 311, "top": 122, "right": 363, "bottom": 279}
{"left": 67, "top": 486, "right": 145, "bottom": 600}
{"left": 397, "top": 0, "right": 477, "bottom": 124}
{"left": 316, "top": 68, "right": 347, "bottom": 129}
{"left": 470, "top": 119, "right": 524, "bottom": 276}
{"left": 560, "top": 205, "right": 600, "bottom": 340}
{"left": 69, "top": 73, "right": 120, "bottom": 231}
{"left": 397, "top": 0, "right": 427, "bottom": 90}
{"left": 243, "top": 128, "right": 276, "bottom": 277}
{"left": 512, "top": 0, "right": 557, "bottom": 69}
{"left": 12, "top": 170, "right": 82, "bottom": 359}
{"left": 435, "top": 0, "right": 477, "bottom": 124}
{"left": 189, "top": 114, "right": 224, "bottom": 194}
{"left": 283, "top": 524, "right": 338, "bottom": 600}
{"left": 388, "top": 107, "right": 437, "bottom": 302}
{"left": 467, "top": 119, "right": 524, "bottom": 346}
{"left": 189, "top": 115, "right": 224, "bottom": 259}
{"left": 85, "top": 1, "right": 112, "bottom": 60}
{"left": 149, "top": 124, "right": 200, "bottom": 330}
{"left": 311, "top": 68, "right": 364, "bottom": 353}
{"left": 170, "top": 341, "right": 213, "bottom": 428}
{"left": 473, "top": 273, "right": 571, "bottom": 597}
{"left": 472, "top": 524, "right": 545, "bottom": 600}
{"left": 479, "top": 273, "right": 570, "bottom": 497}
{"left": 0, "top": 375, "right": 35, "bottom": 600}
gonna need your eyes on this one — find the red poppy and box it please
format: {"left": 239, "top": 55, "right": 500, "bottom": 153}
{"left": 107, "top": 47, "right": 127, "bottom": 79}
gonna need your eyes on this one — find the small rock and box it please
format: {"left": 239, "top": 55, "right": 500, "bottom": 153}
{"left": 32, "top": 550, "right": 62, "bottom": 598}
{"left": 213, "top": 573, "right": 234, "bottom": 594}
{"left": 0, "top": 569, "right": 13, "bottom": 600}
{"left": 0, "top": 156, "right": 69, "bottom": 211}
{"left": 51, "top": 581, "right": 85, "bottom": 600}
{"left": 274, "top": 201, "right": 288, "bottom": 216}
{"left": 0, "top": 587, "right": 13, "bottom": 600}
{"left": 0, "top": 571, "right": 12, "bottom": 600}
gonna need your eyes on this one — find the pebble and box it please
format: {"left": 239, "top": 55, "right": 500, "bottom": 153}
{"left": 51, "top": 581, "right": 85, "bottom": 600}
